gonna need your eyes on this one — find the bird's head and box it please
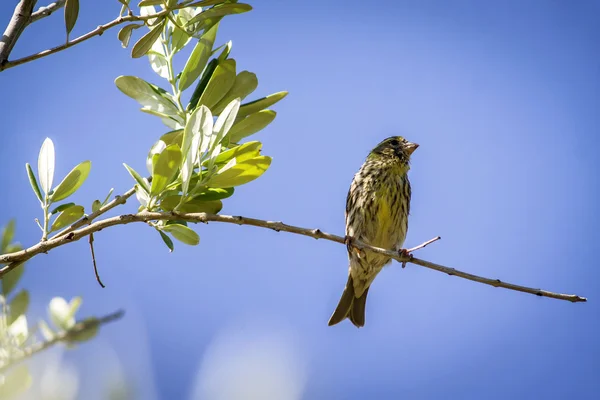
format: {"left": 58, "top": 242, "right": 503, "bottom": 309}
{"left": 369, "top": 136, "right": 419, "bottom": 165}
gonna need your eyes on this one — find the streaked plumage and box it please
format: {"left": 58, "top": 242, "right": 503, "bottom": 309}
{"left": 328, "top": 136, "right": 419, "bottom": 327}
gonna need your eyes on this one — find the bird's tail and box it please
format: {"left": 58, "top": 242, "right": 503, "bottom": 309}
{"left": 328, "top": 275, "right": 369, "bottom": 328}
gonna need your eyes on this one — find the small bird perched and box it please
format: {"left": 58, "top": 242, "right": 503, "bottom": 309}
{"left": 328, "top": 136, "right": 419, "bottom": 328}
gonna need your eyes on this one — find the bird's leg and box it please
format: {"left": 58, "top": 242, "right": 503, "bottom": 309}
{"left": 345, "top": 235, "right": 364, "bottom": 258}
{"left": 398, "top": 248, "right": 413, "bottom": 268}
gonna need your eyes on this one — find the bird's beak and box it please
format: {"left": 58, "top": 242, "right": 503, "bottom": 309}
{"left": 405, "top": 142, "right": 419, "bottom": 155}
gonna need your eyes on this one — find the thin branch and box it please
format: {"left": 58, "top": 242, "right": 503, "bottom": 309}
{"left": 406, "top": 236, "right": 441, "bottom": 253}
{"left": 0, "top": 2, "right": 193, "bottom": 72}
{"left": 29, "top": 0, "right": 66, "bottom": 24}
{"left": 0, "top": 212, "right": 587, "bottom": 303}
{"left": 50, "top": 186, "right": 136, "bottom": 241}
{"left": 0, "top": 309, "right": 124, "bottom": 373}
{"left": 0, "top": 0, "right": 37, "bottom": 65}
{"left": 89, "top": 232, "right": 105, "bottom": 288}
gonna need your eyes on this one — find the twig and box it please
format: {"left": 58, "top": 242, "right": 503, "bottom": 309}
{"left": 0, "top": 0, "right": 37, "bottom": 66}
{"left": 0, "top": 2, "right": 195, "bottom": 72}
{"left": 0, "top": 309, "right": 124, "bottom": 373}
{"left": 406, "top": 236, "right": 441, "bottom": 253}
{"left": 0, "top": 213, "right": 587, "bottom": 303}
{"left": 29, "top": 0, "right": 66, "bottom": 24}
{"left": 50, "top": 186, "right": 136, "bottom": 241}
{"left": 89, "top": 232, "right": 105, "bottom": 288}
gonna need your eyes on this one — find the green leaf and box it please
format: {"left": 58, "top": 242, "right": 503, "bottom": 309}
{"left": 50, "top": 160, "right": 91, "bottom": 202}
{"left": 187, "top": 58, "right": 218, "bottom": 111}
{"left": 115, "top": 75, "right": 179, "bottom": 117}
{"left": 66, "top": 317, "right": 99, "bottom": 343}
{"left": 101, "top": 188, "right": 114, "bottom": 206}
{"left": 49, "top": 297, "right": 75, "bottom": 330}
{"left": 181, "top": 106, "right": 212, "bottom": 196}
{"left": 50, "top": 202, "right": 76, "bottom": 215}
{"left": 179, "top": 23, "right": 219, "bottom": 91}
{"left": 0, "top": 365, "right": 32, "bottom": 399}
{"left": 237, "top": 91, "right": 288, "bottom": 120}
{"left": 159, "top": 130, "right": 184, "bottom": 148}
{"left": 148, "top": 40, "right": 169, "bottom": 79}
{"left": 162, "top": 224, "right": 199, "bottom": 245}
{"left": 25, "top": 163, "right": 43, "bottom": 203}
{"left": 92, "top": 199, "right": 102, "bottom": 213}
{"left": 7, "top": 290, "right": 29, "bottom": 326}
{"left": 1, "top": 219, "right": 16, "bottom": 253}
{"left": 151, "top": 144, "right": 182, "bottom": 196}
{"left": 118, "top": 23, "right": 144, "bottom": 48}
{"left": 138, "top": 0, "right": 163, "bottom": 5}
{"left": 211, "top": 98, "right": 240, "bottom": 149}
{"left": 186, "top": 3, "right": 252, "bottom": 29}
{"left": 158, "top": 229, "right": 174, "bottom": 252}
{"left": 38, "top": 137, "right": 55, "bottom": 196}
{"left": 64, "top": 0, "right": 80, "bottom": 39}
{"left": 160, "top": 195, "right": 222, "bottom": 213}
{"left": 192, "top": 187, "right": 234, "bottom": 201}
{"left": 69, "top": 296, "right": 82, "bottom": 317}
{"left": 123, "top": 163, "right": 150, "bottom": 192}
{"left": 217, "top": 40, "right": 232, "bottom": 61}
{"left": 208, "top": 155, "right": 271, "bottom": 188}
{"left": 39, "top": 320, "right": 55, "bottom": 341}
{"left": 229, "top": 110, "right": 276, "bottom": 142}
{"left": 206, "top": 141, "right": 261, "bottom": 166}
{"left": 197, "top": 58, "right": 236, "bottom": 110}
{"left": 1, "top": 253, "right": 24, "bottom": 296}
{"left": 211, "top": 71, "right": 258, "bottom": 115}
{"left": 132, "top": 19, "right": 166, "bottom": 58}
{"left": 50, "top": 205, "right": 85, "bottom": 233}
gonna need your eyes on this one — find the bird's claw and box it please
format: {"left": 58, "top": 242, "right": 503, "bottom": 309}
{"left": 345, "top": 235, "right": 364, "bottom": 258}
{"left": 398, "top": 248, "right": 413, "bottom": 268}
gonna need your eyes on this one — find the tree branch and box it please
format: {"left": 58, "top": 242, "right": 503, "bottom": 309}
{"left": 0, "top": 0, "right": 37, "bottom": 66}
{"left": 0, "top": 212, "right": 587, "bottom": 303}
{"left": 0, "top": 309, "right": 124, "bottom": 373}
{"left": 29, "top": 0, "right": 65, "bottom": 24}
{"left": 0, "top": 2, "right": 194, "bottom": 72}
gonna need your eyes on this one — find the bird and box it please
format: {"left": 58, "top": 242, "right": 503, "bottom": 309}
{"left": 328, "top": 136, "right": 419, "bottom": 328}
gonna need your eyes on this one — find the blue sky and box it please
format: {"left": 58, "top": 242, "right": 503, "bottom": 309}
{"left": 1, "top": 0, "right": 599, "bottom": 399}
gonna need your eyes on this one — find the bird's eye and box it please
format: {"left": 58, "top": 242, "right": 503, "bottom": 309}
{"left": 389, "top": 139, "right": 399, "bottom": 146}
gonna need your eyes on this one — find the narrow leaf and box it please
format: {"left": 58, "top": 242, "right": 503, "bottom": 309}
{"left": 1, "top": 219, "right": 16, "bottom": 253}
{"left": 186, "top": 3, "right": 252, "bottom": 28}
{"left": 64, "top": 0, "right": 80, "bottom": 38}
{"left": 50, "top": 202, "right": 76, "bottom": 215}
{"left": 92, "top": 200, "right": 102, "bottom": 213}
{"left": 118, "top": 23, "right": 144, "bottom": 48}
{"left": 206, "top": 141, "right": 261, "bottom": 166}
{"left": 38, "top": 138, "right": 55, "bottom": 195}
{"left": 7, "top": 290, "right": 29, "bottom": 326}
{"left": 101, "top": 188, "right": 114, "bottom": 206}
{"left": 123, "top": 163, "right": 150, "bottom": 192}
{"left": 50, "top": 160, "right": 91, "bottom": 202}
{"left": 212, "top": 71, "right": 258, "bottom": 114}
{"left": 192, "top": 187, "right": 234, "bottom": 201}
{"left": 1, "top": 259, "right": 24, "bottom": 296}
{"left": 50, "top": 205, "right": 85, "bottom": 233}
{"left": 229, "top": 110, "right": 277, "bottom": 142}
{"left": 162, "top": 224, "right": 199, "bottom": 245}
{"left": 237, "top": 91, "right": 288, "bottom": 119}
{"left": 208, "top": 155, "right": 271, "bottom": 188}
{"left": 25, "top": 163, "right": 43, "bottom": 203}
{"left": 115, "top": 75, "right": 179, "bottom": 116}
{"left": 151, "top": 144, "right": 182, "bottom": 196}
{"left": 197, "top": 58, "right": 236, "bottom": 110}
{"left": 158, "top": 230, "right": 174, "bottom": 252}
{"left": 187, "top": 58, "right": 218, "bottom": 111}
{"left": 132, "top": 19, "right": 166, "bottom": 58}
{"left": 179, "top": 23, "right": 219, "bottom": 91}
